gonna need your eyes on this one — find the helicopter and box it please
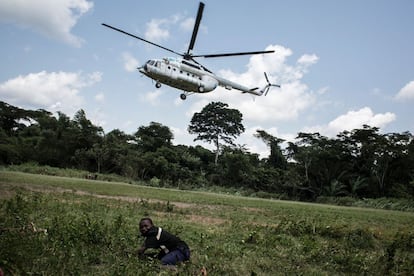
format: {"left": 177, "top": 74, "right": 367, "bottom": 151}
{"left": 102, "top": 2, "right": 280, "bottom": 100}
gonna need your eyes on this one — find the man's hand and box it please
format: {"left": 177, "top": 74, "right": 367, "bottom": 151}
{"left": 137, "top": 246, "right": 147, "bottom": 255}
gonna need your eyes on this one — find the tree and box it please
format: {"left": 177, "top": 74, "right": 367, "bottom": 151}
{"left": 73, "top": 109, "right": 104, "bottom": 150}
{"left": 0, "top": 128, "right": 20, "bottom": 164}
{"left": 0, "top": 101, "right": 33, "bottom": 135}
{"left": 286, "top": 132, "right": 349, "bottom": 199}
{"left": 134, "top": 122, "right": 173, "bottom": 152}
{"left": 254, "top": 129, "right": 287, "bottom": 169}
{"left": 99, "top": 129, "right": 132, "bottom": 174}
{"left": 216, "top": 146, "right": 261, "bottom": 188}
{"left": 188, "top": 102, "right": 245, "bottom": 165}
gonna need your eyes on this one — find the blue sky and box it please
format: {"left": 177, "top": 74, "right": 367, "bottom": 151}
{"left": 1, "top": 0, "right": 413, "bottom": 156}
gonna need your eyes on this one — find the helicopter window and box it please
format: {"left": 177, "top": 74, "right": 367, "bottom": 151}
{"left": 155, "top": 61, "right": 160, "bottom": 67}
{"left": 148, "top": 60, "right": 155, "bottom": 66}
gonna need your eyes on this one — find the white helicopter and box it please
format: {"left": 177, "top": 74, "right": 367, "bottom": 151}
{"left": 102, "top": 2, "right": 280, "bottom": 100}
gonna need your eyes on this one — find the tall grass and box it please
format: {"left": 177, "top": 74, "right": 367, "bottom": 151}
{"left": 1, "top": 171, "right": 414, "bottom": 274}
{"left": 3, "top": 163, "right": 137, "bottom": 184}
{"left": 3, "top": 165, "right": 414, "bottom": 212}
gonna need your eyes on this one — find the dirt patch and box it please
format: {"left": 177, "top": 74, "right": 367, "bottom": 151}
{"left": 2, "top": 182, "right": 231, "bottom": 227}
{"left": 185, "top": 214, "right": 226, "bottom": 226}
{"left": 1, "top": 182, "right": 209, "bottom": 210}
{"left": 240, "top": 206, "right": 265, "bottom": 213}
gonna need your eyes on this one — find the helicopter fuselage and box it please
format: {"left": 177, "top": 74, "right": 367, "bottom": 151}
{"left": 139, "top": 57, "right": 259, "bottom": 96}
{"left": 139, "top": 57, "right": 218, "bottom": 93}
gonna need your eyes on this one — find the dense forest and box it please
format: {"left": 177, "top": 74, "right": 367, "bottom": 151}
{"left": 1, "top": 100, "right": 413, "bottom": 201}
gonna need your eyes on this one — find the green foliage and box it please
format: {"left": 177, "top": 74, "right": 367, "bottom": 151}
{"left": 379, "top": 231, "right": 414, "bottom": 274}
{"left": 0, "top": 192, "right": 148, "bottom": 274}
{"left": 354, "top": 197, "right": 414, "bottom": 212}
{"left": 188, "top": 101, "right": 245, "bottom": 164}
{"left": 1, "top": 179, "right": 413, "bottom": 275}
{"left": 1, "top": 101, "right": 414, "bottom": 201}
{"left": 316, "top": 196, "right": 414, "bottom": 212}
{"left": 3, "top": 163, "right": 134, "bottom": 183}
{"left": 255, "top": 129, "right": 287, "bottom": 169}
{"left": 134, "top": 121, "right": 173, "bottom": 152}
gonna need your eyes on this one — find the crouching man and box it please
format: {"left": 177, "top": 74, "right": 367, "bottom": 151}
{"left": 138, "top": 217, "right": 190, "bottom": 266}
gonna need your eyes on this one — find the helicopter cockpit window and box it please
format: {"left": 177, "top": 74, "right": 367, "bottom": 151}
{"left": 155, "top": 61, "right": 161, "bottom": 67}
{"left": 147, "top": 60, "right": 155, "bottom": 66}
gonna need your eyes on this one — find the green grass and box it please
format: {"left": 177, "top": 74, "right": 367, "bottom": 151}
{"left": 1, "top": 171, "right": 414, "bottom": 275}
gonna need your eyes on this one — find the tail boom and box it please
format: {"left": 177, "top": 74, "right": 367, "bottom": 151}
{"left": 216, "top": 72, "right": 280, "bottom": 96}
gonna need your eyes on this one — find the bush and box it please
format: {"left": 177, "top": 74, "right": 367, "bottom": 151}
{"left": 316, "top": 196, "right": 414, "bottom": 212}
{"left": 354, "top": 198, "right": 414, "bottom": 212}
{"left": 316, "top": 196, "right": 358, "bottom": 206}
{"left": 0, "top": 192, "right": 149, "bottom": 274}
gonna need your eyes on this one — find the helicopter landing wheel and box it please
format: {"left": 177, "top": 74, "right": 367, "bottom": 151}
{"left": 180, "top": 93, "right": 187, "bottom": 100}
{"left": 155, "top": 82, "right": 161, "bottom": 88}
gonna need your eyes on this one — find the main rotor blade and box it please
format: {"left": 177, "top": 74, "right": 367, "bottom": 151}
{"left": 102, "top": 23, "right": 182, "bottom": 56}
{"left": 186, "top": 2, "right": 205, "bottom": 56}
{"left": 188, "top": 57, "right": 213, "bottom": 73}
{"left": 193, "top": 50, "right": 275, "bottom": 58}
{"left": 264, "top": 72, "right": 270, "bottom": 83}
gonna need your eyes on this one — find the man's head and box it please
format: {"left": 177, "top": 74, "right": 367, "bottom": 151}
{"left": 139, "top": 217, "right": 154, "bottom": 236}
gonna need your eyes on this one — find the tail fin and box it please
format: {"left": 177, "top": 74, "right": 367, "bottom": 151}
{"left": 260, "top": 72, "right": 280, "bottom": 95}
{"left": 243, "top": 73, "right": 280, "bottom": 96}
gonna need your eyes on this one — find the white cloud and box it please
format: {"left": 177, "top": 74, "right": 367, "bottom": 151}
{"left": 83, "top": 71, "right": 103, "bottom": 85}
{"left": 145, "top": 18, "right": 170, "bottom": 42}
{"left": 395, "top": 80, "right": 414, "bottom": 101}
{"left": 144, "top": 13, "right": 206, "bottom": 44}
{"left": 0, "top": 70, "right": 102, "bottom": 115}
{"left": 297, "top": 54, "right": 319, "bottom": 67}
{"left": 122, "top": 52, "right": 140, "bottom": 72}
{"left": 180, "top": 17, "right": 195, "bottom": 32}
{"left": 303, "top": 107, "right": 396, "bottom": 136}
{"left": 95, "top": 93, "right": 105, "bottom": 103}
{"left": 188, "top": 45, "right": 318, "bottom": 124}
{"left": 89, "top": 107, "right": 106, "bottom": 129}
{"left": 317, "top": 86, "right": 330, "bottom": 95}
{"left": 0, "top": 0, "right": 93, "bottom": 47}
{"left": 145, "top": 14, "right": 182, "bottom": 43}
{"left": 239, "top": 126, "right": 275, "bottom": 158}
{"left": 170, "top": 126, "right": 191, "bottom": 145}
{"left": 328, "top": 107, "right": 396, "bottom": 131}
{"left": 140, "top": 89, "right": 164, "bottom": 106}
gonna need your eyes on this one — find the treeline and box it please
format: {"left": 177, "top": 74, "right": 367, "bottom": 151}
{"left": 1, "top": 101, "right": 413, "bottom": 200}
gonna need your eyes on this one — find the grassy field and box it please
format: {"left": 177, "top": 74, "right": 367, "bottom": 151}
{"left": 1, "top": 171, "right": 413, "bottom": 275}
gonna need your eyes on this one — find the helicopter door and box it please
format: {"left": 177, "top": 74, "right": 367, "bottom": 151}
{"left": 156, "top": 61, "right": 170, "bottom": 79}
{"left": 155, "top": 61, "right": 162, "bottom": 72}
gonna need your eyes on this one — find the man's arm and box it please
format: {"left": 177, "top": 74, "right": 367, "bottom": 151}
{"left": 137, "top": 245, "right": 146, "bottom": 256}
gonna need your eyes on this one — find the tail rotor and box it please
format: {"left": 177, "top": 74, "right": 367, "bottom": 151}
{"left": 263, "top": 72, "right": 280, "bottom": 96}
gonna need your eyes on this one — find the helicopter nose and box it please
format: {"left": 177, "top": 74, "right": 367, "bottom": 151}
{"left": 138, "top": 64, "right": 147, "bottom": 73}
